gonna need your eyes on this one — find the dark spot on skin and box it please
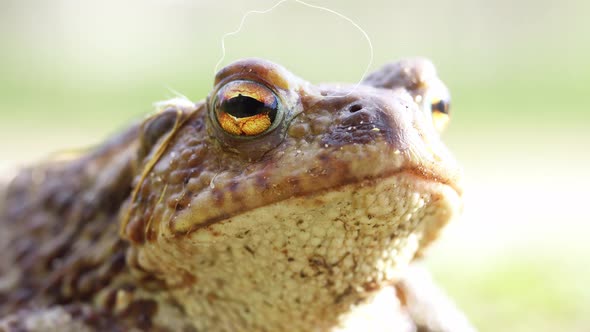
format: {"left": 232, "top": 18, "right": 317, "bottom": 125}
{"left": 228, "top": 180, "right": 239, "bottom": 193}
{"left": 175, "top": 191, "right": 193, "bottom": 211}
{"left": 362, "top": 281, "right": 380, "bottom": 292}
{"left": 169, "top": 169, "right": 189, "bottom": 185}
{"left": 287, "top": 257, "right": 295, "bottom": 262}
{"left": 235, "top": 229, "right": 251, "bottom": 239}
{"left": 120, "top": 284, "right": 137, "bottom": 292}
{"left": 207, "top": 292, "right": 218, "bottom": 304}
{"left": 186, "top": 165, "right": 204, "bottom": 181}
{"left": 51, "top": 190, "right": 76, "bottom": 214}
{"left": 308, "top": 256, "right": 328, "bottom": 268}
{"left": 191, "top": 117, "right": 205, "bottom": 131}
{"left": 286, "top": 176, "right": 300, "bottom": 188}
{"left": 318, "top": 153, "right": 330, "bottom": 162}
{"left": 334, "top": 286, "right": 353, "bottom": 304}
{"left": 63, "top": 304, "right": 127, "bottom": 331}
{"left": 106, "top": 250, "right": 127, "bottom": 277}
{"left": 104, "top": 288, "right": 119, "bottom": 309}
{"left": 244, "top": 245, "right": 255, "bottom": 256}
{"left": 119, "top": 299, "right": 158, "bottom": 330}
{"left": 187, "top": 153, "right": 204, "bottom": 168}
{"left": 126, "top": 218, "right": 146, "bottom": 244}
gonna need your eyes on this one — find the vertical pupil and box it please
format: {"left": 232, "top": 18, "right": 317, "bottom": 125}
{"left": 221, "top": 95, "right": 277, "bottom": 123}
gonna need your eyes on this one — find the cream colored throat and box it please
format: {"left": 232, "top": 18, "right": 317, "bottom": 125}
{"left": 136, "top": 173, "right": 461, "bottom": 331}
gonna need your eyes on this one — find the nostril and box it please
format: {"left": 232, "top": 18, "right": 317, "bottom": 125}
{"left": 348, "top": 104, "right": 363, "bottom": 113}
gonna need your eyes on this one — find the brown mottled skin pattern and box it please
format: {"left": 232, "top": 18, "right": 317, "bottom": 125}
{"left": 0, "top": 58, "right": 474, "bottom": 332}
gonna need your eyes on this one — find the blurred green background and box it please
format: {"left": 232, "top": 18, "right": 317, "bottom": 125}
{"left": 1, "top": 0, "right": 589, "bottom": 331}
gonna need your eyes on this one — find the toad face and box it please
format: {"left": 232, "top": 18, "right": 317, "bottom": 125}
{"left": 118, "top": 58, "right": 461, "bottom": 331}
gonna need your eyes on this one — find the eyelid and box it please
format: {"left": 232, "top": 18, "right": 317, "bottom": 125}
{"left": 217, "top": 81, "right": 277, "bottom": 107}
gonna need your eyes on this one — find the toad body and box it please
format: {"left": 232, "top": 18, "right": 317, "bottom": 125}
{"left": 0, "top": 59, "right": 474, "bottom": 331}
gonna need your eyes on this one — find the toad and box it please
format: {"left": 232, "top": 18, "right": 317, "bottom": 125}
{"left": 0, "top": 58, "right": 474, "bottom": 331}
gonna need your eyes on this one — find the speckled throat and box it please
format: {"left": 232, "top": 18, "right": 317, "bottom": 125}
{"left": 135, "top": 173, "right": 460, "bottom": 331}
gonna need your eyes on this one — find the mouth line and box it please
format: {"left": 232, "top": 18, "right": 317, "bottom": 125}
{"left": 398, "top": 165, "right": 462, "bottom": 196}
{"left": 171, "top": 166, "right": 460, "bottom": 237}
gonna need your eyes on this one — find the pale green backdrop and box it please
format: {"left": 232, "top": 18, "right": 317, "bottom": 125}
{"left": 1, "top": 0, "right": 589, "bottom": 331}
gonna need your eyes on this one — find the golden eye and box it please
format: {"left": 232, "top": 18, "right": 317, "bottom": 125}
{"left": 214, "top": 80, "right": 279, "bottom": 136}
{"left": 423, "top": 76, "right": 451, "bottom": 133}
{"left": 431, "top": 98, "right": 450, "bottom": 115}
{"left": 431, "top": 98, "right": 450, "bottom": 133}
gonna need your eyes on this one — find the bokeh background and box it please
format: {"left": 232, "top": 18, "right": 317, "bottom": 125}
{"left": 1, "top": 0, "right": 588, "bottom": 331}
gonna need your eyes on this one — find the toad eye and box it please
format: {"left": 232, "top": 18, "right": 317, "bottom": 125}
{"left": 431, "top": 98, "right": 450, "bottom": 116}
{"left": 431, "top": 98, "right": 450, "bottom": 133}
{"left": 426, "top": 82, "right": 451, "bottom": 133}
{"left": 213, "top": 80, "right": 280, "bottom": 136}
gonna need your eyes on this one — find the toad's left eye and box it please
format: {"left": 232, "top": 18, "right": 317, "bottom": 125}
{"left": 213, "top": 80, "right": 280, "bottom": 136}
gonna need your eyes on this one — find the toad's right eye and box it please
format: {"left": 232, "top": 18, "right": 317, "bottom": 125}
{"left": 423, "top": 79, "right": 451, "bottom": 133}
{"left": 213, "top": 80, "right": 280, "bottom": 137}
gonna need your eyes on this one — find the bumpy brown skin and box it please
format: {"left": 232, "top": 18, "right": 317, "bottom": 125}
{"left": 0, "top": 58, "right": 472, "bottom": 332}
